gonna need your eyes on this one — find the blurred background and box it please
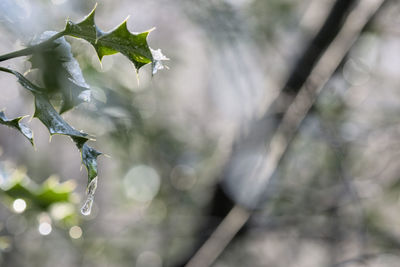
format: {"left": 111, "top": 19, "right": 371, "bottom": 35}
{"left": 0, "top": 0, "right": 400, "bottom": 266}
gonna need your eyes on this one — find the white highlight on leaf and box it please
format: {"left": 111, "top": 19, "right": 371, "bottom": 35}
{"left": 78, "top": 89, "right": 91, "bottom": 102}
{"left": 19, "top": 123, "right": 33, "bottom": 139}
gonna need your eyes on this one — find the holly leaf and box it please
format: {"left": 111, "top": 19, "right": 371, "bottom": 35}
{"left": 30, "top": 31, "right": 91, "bottom": 114}
{"left": 64, "top": 4, "right": 164, "bottom": 72}
{"left": 64, "top": 5, "right": 101, "bottom": 47}
{"left": 0, "top": 67, "right": 42, "bottom": 93}
{"left": 1, "top": 67, "right": 101, "bottom": 189}
{"left": 33, "top": 94, "right": 89, "bottom": 147}
{"left": 0, "top": 111, "right": 33, "bottom": 145}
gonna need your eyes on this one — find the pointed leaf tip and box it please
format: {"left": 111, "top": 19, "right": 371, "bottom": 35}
{"left": 33, "top": 94, "right": 88, "bottom": 143}
{"left": 0, "top": 111, "right": 34, "bottom": 146}
{"left": 64, "top": 4, "right": 162, "bottom": 73}
{"left": 80, "top": 144, "right": 102, "bottom": 183}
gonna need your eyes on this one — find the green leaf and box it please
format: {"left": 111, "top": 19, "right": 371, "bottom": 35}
{"left": 0, "top": 67, "right": 101, "bottom": 190}
{"left": 2, "top": 67, "right": 89, "bottom": 146}
{"left": 64, "top": 5, "right": 155, "bottom": 72}
{"left": 35, "top": 177, "right": 75, "bottom": 208}
{"left": 64, "top": 5, "right": 101, "bottom": 47}
{"left": 30, "top": 31, "right": 91, "bottom": 114}
{"left": 33, "top": 94, "right": 89, "bottom": 147}
{"left": 0, "top": 67, "right": 42, "bottom": 93}
{"left": 0, "top": 111, "right": 33, "bottom": 145}
{"left": 79, "top": 143, "right": 102, "bottom": 183}
{"left": 0, "top": 170, "right": 76, "bottom": 210}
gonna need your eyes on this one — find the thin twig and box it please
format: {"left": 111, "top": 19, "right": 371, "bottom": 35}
{"left": 185, "top": 206, "right": 250, "bottom": 267}
{"left": 0, "top": 31, "right": 65, "bottom": 62}
{"left": 184, "top": 1, "right": 386, "bottom": 266}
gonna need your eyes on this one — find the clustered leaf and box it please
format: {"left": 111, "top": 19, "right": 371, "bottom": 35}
{"left": 0, "top": 111, "right": 33, "bottom": 145}
{"left": 0, "top": 4, "right": 167, "bottom": 214}
{"left": 1, "top": 68, "right": 101, "bottom": 187}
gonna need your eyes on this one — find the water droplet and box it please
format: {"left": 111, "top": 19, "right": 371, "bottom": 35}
{"left": 80, "top": 177, "right": 98, "bottom": 216}
{"left": 80, "top": 196, "right": 93, "bottom": 216}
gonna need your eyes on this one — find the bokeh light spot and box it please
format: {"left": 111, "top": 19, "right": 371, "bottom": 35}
{"left": 6, "top": 215, "right": 27, "bottom": 235}
{"left": 170, "top": 165, "right": 197, "bottom": 191}
{"left": 12, "top": 198, "right": 26, "bottom": 213}
{"left": 69, "top": 226, "right": 82, "bottom": 239}
{"left": 38, "top": 222, "right": 52, "bottom": 236}
{"left": 136, "top": 251, "right": 162, "bottom": 267}
{"left": 123, "top": 165, "right": 161, "bottom": 203}
{"left": 50, "top": 203, "right": 75, "bottom": 220}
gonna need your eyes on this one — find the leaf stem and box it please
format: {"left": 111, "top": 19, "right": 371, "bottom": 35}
{"left": 0, "top": 31, "right": 66, "bottom": 62}
{"left": 0, "top": 66, "right": 13, "bottom": 74}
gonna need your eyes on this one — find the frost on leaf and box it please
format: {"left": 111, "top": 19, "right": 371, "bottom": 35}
{"left": 151, "top": 48, "right": 169, "bottom": 75}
